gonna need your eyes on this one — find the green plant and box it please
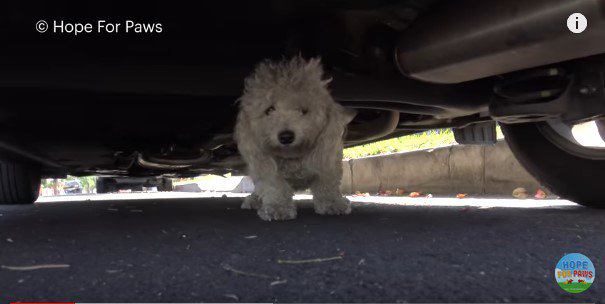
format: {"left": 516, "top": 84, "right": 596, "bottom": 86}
{"left": 343, "top": 127, "right": 504, "bottom": 159}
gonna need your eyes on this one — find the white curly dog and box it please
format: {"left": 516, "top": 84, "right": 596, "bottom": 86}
{"left": 235, "top": 57, "right": 356, "bottom": 221}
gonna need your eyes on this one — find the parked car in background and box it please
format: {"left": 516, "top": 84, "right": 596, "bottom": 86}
{"left": 63, "top": 180, "right": 82, "bottom": 195}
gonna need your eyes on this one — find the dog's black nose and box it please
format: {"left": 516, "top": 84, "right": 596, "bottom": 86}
{"left": 278, "top": 130, "right": 295, "bottom": 145}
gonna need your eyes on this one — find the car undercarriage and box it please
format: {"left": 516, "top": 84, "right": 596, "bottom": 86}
{"left": 1, "top": 0, "right": 604, "bottom": 205}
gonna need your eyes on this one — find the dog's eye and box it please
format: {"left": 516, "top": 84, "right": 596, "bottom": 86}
{"left": 300, "top": 108, "right": 308, "bottom": 115}
{"left": 265, "top": 105, "right": 275, "bottom": 115}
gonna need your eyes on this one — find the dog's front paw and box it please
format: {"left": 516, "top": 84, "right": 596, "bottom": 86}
{"left": 241, "top": 194, "right": 262, "bottom": 210}
{"left": 257, "top": 203, "right": 297, "bottom": 221}
{"left": 314, "top": 196, "right": 352, "bottom": 215}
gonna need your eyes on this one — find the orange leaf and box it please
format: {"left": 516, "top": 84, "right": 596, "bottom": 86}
{"left": 353, "top": 191, "right": 371, "bottom": 197}
{"left": 534, "top": 189, "right": 547, "bottom": 199}
{"left": 456, "top": 193, "right": 467, "bottom": 199}
{"left": 409, "top": 192, "right": 420, "bottom": 198}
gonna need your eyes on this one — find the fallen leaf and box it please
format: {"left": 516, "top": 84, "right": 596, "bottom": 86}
{"left": 535, "top": 189, "right": 547, "bottom": 199}
{"left": 512, "top": 187, "right": 528, "bottom": 199}
{"left": 409, "top": 192, "right": 421, "bottom": 198}
{"left": 395, "top": 188, "right": 406, "bottom": 196}
{"left": 352, "top": 191, "right": 370, "bottom": 197}
{"left": 456, "top": 193, "right": 468, "bottom": 199}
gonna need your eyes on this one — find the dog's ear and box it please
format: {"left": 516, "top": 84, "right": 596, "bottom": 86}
{"left": 304, "top": 57, "right": 322, "bottom": 71}
{"left": 305, "top": 58, "right": 333, "bottom": 90}
{"left": 310, "top": 102, "right": 356, "bottom": 164}
{"left": 320, "top": 77, "right": 332, "bottom": 87}
{"left": 233, "top": 97, "right": 243, "bottom": 106}
{"left": 341, "top": 107, "right": 357, "bottom": 125}
{"left": 302, "top": 57, "right": 325, "bottom": 83}
{"left": 333, "top": 104, "right": 356, "bottom": 126}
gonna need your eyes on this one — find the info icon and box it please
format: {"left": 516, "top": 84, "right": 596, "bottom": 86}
{"left": 567, "top": 13, "right": 588, "bottom": 34}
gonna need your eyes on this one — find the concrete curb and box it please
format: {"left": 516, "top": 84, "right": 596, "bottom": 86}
{"left": 174, "top": 176, "right": 255, "bottom": 193}
{"left": 340, "top": 141, "right": 543, "bottom": 195}
{"left": 174, "top": 141, "right": 543, "bottom": 196}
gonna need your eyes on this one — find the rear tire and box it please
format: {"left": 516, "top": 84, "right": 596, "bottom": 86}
{"left": 501, "top": 122, "right": 605, "bottom": 207}
{"left": 0, "top": 161, "right": 41, "bottom": 204}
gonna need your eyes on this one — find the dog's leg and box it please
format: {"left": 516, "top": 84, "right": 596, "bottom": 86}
{"left": 254, "top": 178, "right": 297, "bottom": 221}
{"left": 241, "top": 192, "right": 262, "bottom": 210}
{"left": 311, "top": 177, "right": 351, "bottom": 215}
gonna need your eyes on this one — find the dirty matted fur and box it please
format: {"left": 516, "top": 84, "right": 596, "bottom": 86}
{"left": 234, "top": 57, "right": 356, "bottom": 221}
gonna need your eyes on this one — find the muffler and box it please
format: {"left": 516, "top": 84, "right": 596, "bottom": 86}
{"left": 395, "top": 0, "right": 605, "bottom": 84}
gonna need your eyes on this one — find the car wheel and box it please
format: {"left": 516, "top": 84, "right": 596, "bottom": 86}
{"left": 501, "top": 120, "right": 605, "bottom": 206}
{"left": 158, "top": 178, "right": 173, "bottom": 192}
{"left": 96, "top": 177, "right": 117, "bottom": 194}
{"left": 0, "top": 161, "right": 41, "bottom": 204}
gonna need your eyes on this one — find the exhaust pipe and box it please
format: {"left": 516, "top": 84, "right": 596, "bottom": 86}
{"left": 395, "top": 0, "right": 605, "bottom": 84}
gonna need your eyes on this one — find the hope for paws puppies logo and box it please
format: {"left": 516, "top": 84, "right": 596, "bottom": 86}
{"left": 555, "top": 253, "right": 595, "bottom": 293}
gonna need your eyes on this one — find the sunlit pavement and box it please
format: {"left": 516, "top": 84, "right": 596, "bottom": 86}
{"left": 36, "top": 191, "right": 578, "bottom": 209}
{"left": 1, "top": 192, "right": 602, "bottom": 302}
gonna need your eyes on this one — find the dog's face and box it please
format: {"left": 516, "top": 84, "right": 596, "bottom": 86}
{"left": 239, "top": 57, "right": 352, "bottom": 159}
{"left": 248, "top": 89, "right": 329, "bottom": 158}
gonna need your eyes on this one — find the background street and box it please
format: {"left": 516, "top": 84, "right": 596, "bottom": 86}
{"left": 0, "top": 193, "right": 602, "bottom": 302}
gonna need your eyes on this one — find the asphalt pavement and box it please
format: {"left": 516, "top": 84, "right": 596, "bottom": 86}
{"left": 0, "top": 193, "right": 603, "bottom": 302}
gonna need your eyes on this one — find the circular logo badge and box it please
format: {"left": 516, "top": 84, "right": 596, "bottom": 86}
{"left": 555, "top": 253, "right": 595, "bottom": 293}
